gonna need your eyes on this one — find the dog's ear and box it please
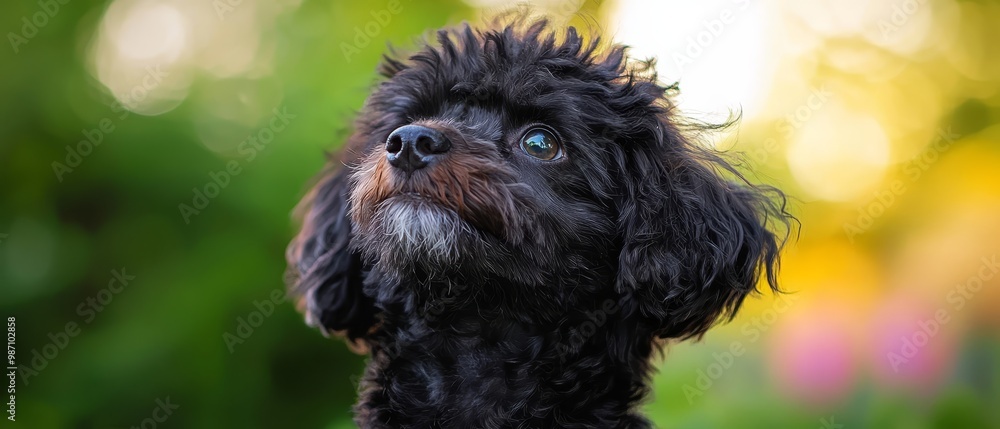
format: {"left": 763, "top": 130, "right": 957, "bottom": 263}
{"left": 286, "top": 166, "right": 377, "bottom": 344}
{"left": 614, "top": 115, "right": 788, "bottom": 341}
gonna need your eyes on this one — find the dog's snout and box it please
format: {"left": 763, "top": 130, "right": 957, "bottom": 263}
{"left": 386, "top": 125, "right": 451, "bottom": 173}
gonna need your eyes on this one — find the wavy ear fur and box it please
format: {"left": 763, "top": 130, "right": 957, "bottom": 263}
{"left": 615, "top": 112, "right": 789, "bottom": 341}
{"left": 286, "top": 166, "right": 377, "bottom": 344}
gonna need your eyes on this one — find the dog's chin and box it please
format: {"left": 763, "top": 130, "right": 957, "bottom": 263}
{"left": 363, "top": 194, "right": 471, "bottom": 268}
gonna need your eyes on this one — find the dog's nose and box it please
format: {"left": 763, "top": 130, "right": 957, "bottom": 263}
{"left": 385, "top": 125, "right": 451, "bottom": 173}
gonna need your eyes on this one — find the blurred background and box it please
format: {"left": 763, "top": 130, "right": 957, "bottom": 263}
{"left": 1, "top": 0, "right": 999, "bottom": 427}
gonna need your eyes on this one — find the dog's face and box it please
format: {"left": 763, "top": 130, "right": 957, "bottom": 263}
{"left": 348, "top": 29, "right": 625, "bottom": 285}
{"left": 288, "top": 23, "right": 788, "bottom": 343}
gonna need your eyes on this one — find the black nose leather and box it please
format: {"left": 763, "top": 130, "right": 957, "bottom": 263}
{"left": 385, "top": 125, "right": 451, "bottom": 173}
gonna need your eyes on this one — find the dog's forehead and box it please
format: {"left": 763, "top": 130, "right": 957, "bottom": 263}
{"left": 379, "top": 31, "right": 606, "bottom": 116}
{"left": 399, "top": 68, "right": 560, "bottom": 116}
{"left": 455, "top": 58, "right": 587, "bottom": 111}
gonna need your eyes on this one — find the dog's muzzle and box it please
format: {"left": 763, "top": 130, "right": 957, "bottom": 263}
{"left": 351, "top": 121, "right": 522, "bottom": 249}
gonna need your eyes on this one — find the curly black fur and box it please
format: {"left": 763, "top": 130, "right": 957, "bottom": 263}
{"left": 287, "top": 19, "right": 791, "bottom": 429}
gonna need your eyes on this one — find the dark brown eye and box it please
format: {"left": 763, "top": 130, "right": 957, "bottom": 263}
{"left": 519, "top": 128, "right": 562, "bottom": 160}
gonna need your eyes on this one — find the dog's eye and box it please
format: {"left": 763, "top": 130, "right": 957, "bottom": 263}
{"left": 519, "top": 128, "right": 562, "bottom": 161}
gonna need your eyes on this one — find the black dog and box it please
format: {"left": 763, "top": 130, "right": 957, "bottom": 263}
{"left": 287, "top": 19, "right": 790, "bottom": 429}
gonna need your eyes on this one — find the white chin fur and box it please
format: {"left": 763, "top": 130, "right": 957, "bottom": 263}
{"left": 376, "top": 197, "right": 466, "bottom": 263}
